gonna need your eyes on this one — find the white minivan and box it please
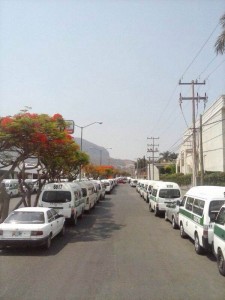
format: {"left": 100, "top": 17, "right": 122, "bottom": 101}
{"left": 38, "top": 182, "right": 85, "bottom": 225}
{"left": 2, "top": 179, "right": 20, "bottom": 197}
{"left": 149, "top": 181, "right": 181, "bottom": 216}
{"left": 76, "top": 180, "right": 96, "bottom": 212}
{"left": 213, "top": 204, "right": 225, "bottom": 276}
{"left": 179, "top": 186, "right": 225, "bottom": 254}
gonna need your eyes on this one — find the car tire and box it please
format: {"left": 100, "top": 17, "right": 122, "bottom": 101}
{"left": 172, "top": 217, "right": 178, "bottom": 229}
{"left": 180, "top": 223, "right": 187, "bottom": 238}
{"left": 217, "top": 249, "right": 225, "bottom": 276}
{"left": 44, "top": 234, "right": 52, "bottom": 250}
{"left": 194, "top": 233, "right": 204, "bottom": 255}
{"left": 60, "top": 224, "right": 66, "bottom": 237}
{"left": 154, "top": 207, "right": 159, "bottom": 217}
{"left": 73, "top": 213, "right": 77, "bottom": 226}
{"left": 165, "top": 214, "right": 168, "bottom": 221}
{"left": 149, "top": 204, "right": 153, "bottom": 212}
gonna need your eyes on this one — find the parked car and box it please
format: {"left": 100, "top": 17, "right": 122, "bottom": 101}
{"left": 0, "top": 207, "right": 65, "bottom": 250}
{"left": 213, "top": 204, "right": 225, "bottom": 276}
{"left": 130, "top": 179, "right": 138, "bottom": 187}
{"left": 179, "top": 186, "right": 225, "bottom": 254}
{"left": 149, "top": 181, "right": 181, "bottom": 216}
{"left": 101, "top": 179, "right": 112, "bottom": 194}
{"left": 165, "top": 199, "right": 181, "bottom": 229}
{"left": 38, "top": 182, "right": 85, "bottom": 225}
{"left": 2, "top": 179, "right": 20, "bottom": 197}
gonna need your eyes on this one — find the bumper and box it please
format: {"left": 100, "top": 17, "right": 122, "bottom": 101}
{"left": 0, "top": 236, "right": 49, "bottom": 248}
{"left": 202, "top": 237, "right": 211, "bottom": 251}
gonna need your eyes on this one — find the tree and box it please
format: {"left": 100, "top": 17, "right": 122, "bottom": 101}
{"left": 84, "top": 164, "right": 116, "bottom": 179}
{"left": 215, "top": 13, "right": 225, "bottom": 55}
{"left": 158, "top": 151, "right": 177, "bottom": 163}
{"left": 0, "top": 112, "right": 89, "bottom": 209}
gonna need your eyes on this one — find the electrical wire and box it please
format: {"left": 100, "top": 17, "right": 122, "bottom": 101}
{"left": 197, "top": 55, "right": 217, "bottom": 79}
{"left": 180, "top": 22, "right": 220, "bottom": 80}
{"left": 205, "top": 58, "right": 225, "bottom": 80}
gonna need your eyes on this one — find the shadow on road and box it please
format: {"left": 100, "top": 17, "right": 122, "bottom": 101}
{"left": 65, "top": 195, "right": 125, "bottom": 243}
{"left": 0, "top": 194, "right": 125, "bottom": 257}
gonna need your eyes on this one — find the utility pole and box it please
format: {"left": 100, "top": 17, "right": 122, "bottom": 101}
{"left": 199, "top": 114, "right": 204, "bottom": 185}
{"left": 179, "top": 80, "right": 207, "bottom": 186}
{"left": 147, "top": 156, "right": 151, "bottom": 179}
{"left": 147, "top": 137, "right": 159, "bottom": 180}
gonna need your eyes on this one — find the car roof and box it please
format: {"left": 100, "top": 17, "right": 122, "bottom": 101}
{"left": 186, "top": 186, "right": 225, "bottom": 199}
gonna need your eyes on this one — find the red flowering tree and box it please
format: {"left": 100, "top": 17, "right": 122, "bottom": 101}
{"left": 0, "top": 112, "right": 89, "bottom": 210}
{"left": 84, "top": 164, "right": 116, "bottom": 179}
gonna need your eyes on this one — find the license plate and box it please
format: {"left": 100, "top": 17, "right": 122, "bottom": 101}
{"left": 9, "top": 231, "right": 30, "bottom": 238}
{"left": 12, "top": 231, "right": 22, "bottom": 237}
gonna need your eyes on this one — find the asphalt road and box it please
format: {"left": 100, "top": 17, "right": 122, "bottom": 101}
{"left": 1, "top": 184, "right": 225, "bottom": 300}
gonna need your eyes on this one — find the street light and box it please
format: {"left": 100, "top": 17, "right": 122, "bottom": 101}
{"left": 75, "top": 122, "right": 103, "bottom": 151}
{"left": 75, "top": 122, "right": 102, "bottom": 179}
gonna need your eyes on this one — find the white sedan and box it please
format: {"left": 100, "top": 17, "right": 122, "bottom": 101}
{"left": 0, "top": 207, "right": 65, "bottom": 250}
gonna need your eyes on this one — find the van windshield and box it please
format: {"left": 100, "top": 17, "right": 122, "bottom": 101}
{"left": 159, "top": 189, "right": 180, "bottom": 199}
{"left": 42, "top": 191, "right": 71, "bottom": 203}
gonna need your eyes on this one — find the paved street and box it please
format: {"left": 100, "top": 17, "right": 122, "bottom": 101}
{"left": 1, "top": 184, "right": 225, "bottom": 300}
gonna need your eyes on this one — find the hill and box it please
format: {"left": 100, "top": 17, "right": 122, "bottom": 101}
{"left": 75, "top": 138, "right": 134, "bottom": 174}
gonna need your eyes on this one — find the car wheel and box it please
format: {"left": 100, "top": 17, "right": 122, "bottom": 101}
{"left": 172, "top": 217, "right": 178, "bottom": 229}
{"left": 45, "top": 234, "right": 52, "bottom": 250}
{"left": 165, "top": 214, "right": 168, "bottom": 221}
{"left": 154, "top": 207, "right": 159, "bottom": 217}
{"left": 217, "top": 249, "right": 225, "bottom": 276}
{"left": 194, "top": 233, "right": 204, "bottom": 255}
{"left": 149, "top": 204, "right": 153, "bottom": 212}
{"left": 60, "top": 224, "right": 66, "bottom": 237}
{"left": 73, "top": 213, "right": 77, "bottom": 226}
{"left": 180, "top": 223, "right": 187, "bottom": 238}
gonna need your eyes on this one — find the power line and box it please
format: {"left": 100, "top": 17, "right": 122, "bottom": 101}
{"left": 197, "top": 55, "right": 217, "bottom": 79}
{"left": 180, "top": 22, "right": 220, "bottom": 80}
{"left": 205, "top": 58, "right": 225, "bottom": 80}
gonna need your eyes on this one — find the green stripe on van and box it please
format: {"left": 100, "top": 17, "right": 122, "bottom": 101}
{"left": 214, "top": 225, "right": 225, "bottom": 241}
{"left": 179, "top": 208, "right": 204, "bottom": 226}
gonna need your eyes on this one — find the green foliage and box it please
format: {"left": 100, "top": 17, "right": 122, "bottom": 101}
{"left": 203, "top": 172, "right": 225, "bottom": 186}
{"left": 160, "top": 164, "right": 176, "bottom": 175}
{"left": 0, "top": 112, "right": 88, "bottom": 183}
{"left": 160, "top": 173, "right": 192, "bottom": 186}
{"left": 160, "top": 172, "right": 225, "bottom": 187}
{"left": 158, "top": 151, "right": 178, "bottom": 162}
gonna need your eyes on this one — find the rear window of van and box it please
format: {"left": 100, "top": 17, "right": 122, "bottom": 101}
{"left": 159, "top": 189, "right": 180, "bottom": 198}
{"left": 42, "top": 191, "right": 71, "bottom": 203}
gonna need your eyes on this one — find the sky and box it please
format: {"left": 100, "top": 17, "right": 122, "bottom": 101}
{"left": 0, "top": 0, "right": 225, "bottom": 161}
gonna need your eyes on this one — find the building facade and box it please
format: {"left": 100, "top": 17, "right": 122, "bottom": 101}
{"left": 177, "top": 95, "right": 225, "bottom": 174}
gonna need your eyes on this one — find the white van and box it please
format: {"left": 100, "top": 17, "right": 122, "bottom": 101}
{"left": 149, "top": 181, "right": 181, "bottom": 216}
{"left": 101, "top": 179, "right": 112, "bottom": 194}
{"left": 213, "top": 204, "right": 225, "bottom": 276}
{"left": 92, "top": 180, "right": 106, "bottom": 200}
{"left": 38, "top": 182, "right": 85, "bottom": 225}
{"left": 179, "top": 186, "right": 225, "bottom": 254}
{"left": 130, "top": 179, "right": 138, "bottom": 187}
{"left": 77, "top": 181, "right": 96, "bottom": 212}
{"left": 139, "top": 180, "right": 148, "bottom": 198}
{"left": 143, "top": 180, "right": 156, "bottom": 203}
{"left": 2, "top": 179, "right": 20, "bottom": 197}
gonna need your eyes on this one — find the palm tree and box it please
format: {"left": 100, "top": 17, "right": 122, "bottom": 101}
{"left": 215, "top": 13, "right": 225, "bottom": 55}
{"left": 158, "top": 151, "right": 177, "bottom": 163}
